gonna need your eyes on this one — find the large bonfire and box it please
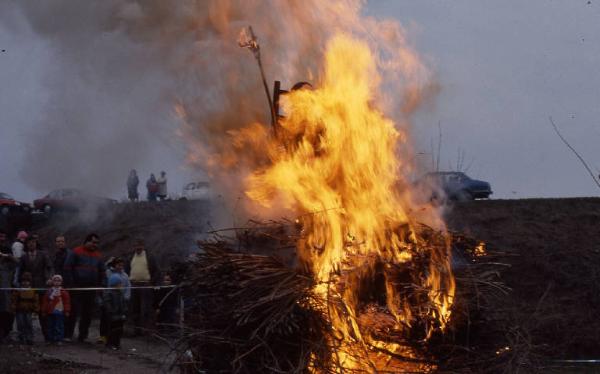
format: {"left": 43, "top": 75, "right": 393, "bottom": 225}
{"left": 177, "top": 29, "right": 460, "bottom": 372}
{"left": 166, "top": 1, "right": 474, "bottom": 372}
{"left": 243, "top": 34, "right": 454, "bottom": 370}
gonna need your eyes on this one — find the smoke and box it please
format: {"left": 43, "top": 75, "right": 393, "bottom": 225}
{"left": 7, "top": 0, "right": 434, "bottom": 214}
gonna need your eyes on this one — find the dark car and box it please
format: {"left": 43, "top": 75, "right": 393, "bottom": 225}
{"left": 33, "top": 188, "right": 117, "bottom": 215}
{"left": 415, "top": 172, "right": 492, "bottom": 202}
{"left": 0, "top": 192, "right": 32, "bottom": 216}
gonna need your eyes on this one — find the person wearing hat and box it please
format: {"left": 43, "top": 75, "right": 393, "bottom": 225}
{"left": 11, "top": 231, "right": 28, "bottom": 260}
{"left": 103, "top": 273, "right": 127, "bottom": 350}
{"left": 41, "top": 274, "right": 70, "bottom": 344}
{"left": 98, "top": 257, "right": 130, "bottom": 344}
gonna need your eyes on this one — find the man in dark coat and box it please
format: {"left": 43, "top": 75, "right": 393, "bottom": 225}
{"left": 52, "top": 235, "right": 71, "bottom": 279}
{"left": 127, "top": 169, "right": 139, "bottom": 202}
{"left": 0, "top": 230, "right": 18, "bottom": 342}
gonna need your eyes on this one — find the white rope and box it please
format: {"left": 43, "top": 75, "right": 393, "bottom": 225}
{"left": 0, "top": 285, "right": 177, "bottom": 291}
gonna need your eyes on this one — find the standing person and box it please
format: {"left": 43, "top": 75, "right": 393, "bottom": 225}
{"left": 98, "top": 257, "right": 130, "bottom": 344}
{"left": 15, "top": 237, "right": 53, "bottom": 289}
{"left": 146, "top": 174, "right": 158, "bottom": 202}
{"left": 103, "top": 274, "right": 127, "bottom": 350}
{"left": 52, "top": 235, "right": 71, "bottom": 279}
{"left": 63, "top": 233, "right": 105, "bottom": 342}
{"left": 0, "top": 230, "right": 18, "bottom": 342}
{"left": 15, "top": 237, "right": 53, "bottom": 342}
{"left": 52, "top": 235, "right": 71, "bottom": 340}
{"left": 127, "top": 169, "right": 139, "bottom": 202}
{"left": 125, "top": 239, "right": 160, "bottom": 336}
{"left": 11, "top": 272, "right": 38, "bottom": 345}
{"left": 30, "top": 234, "right": 45, "bottom": 252}
{"left": 41, "top": 274, "right": 70, "bottom": 344}
{"left": 11, "top": 231, "right": 27, "bottom": 260}
{"left": 154, "top": 273, "right": 179, "bottom": 335}
{"left": 156, "top": 171, "right": 168, "bottom": 201}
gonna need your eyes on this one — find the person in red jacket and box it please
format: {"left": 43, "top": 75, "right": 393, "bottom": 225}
{"left": 63, "top": 233, "right": 104, "bottom": 342}
{"left": 41, "top": 274, "right": 71, "bottom": 344}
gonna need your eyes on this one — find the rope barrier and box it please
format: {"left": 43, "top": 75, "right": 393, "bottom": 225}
{"left": 0, "top": 285, "right": 178, "bottom": 291}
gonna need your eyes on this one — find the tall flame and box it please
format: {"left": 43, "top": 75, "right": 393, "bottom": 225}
{"left": 241, "top": 34, "right": 455, "bottom": 371}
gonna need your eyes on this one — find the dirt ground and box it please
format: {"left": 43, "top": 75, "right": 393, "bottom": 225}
{"left": 0, "top": 319, "right": 175, "bottom": 373}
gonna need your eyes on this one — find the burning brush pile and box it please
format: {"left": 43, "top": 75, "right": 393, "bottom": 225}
{"left": 174, "top": 32, "right": 507, "bottom": 373}
{"left": 179, "top": 225, "right": 507, "bottom": 373}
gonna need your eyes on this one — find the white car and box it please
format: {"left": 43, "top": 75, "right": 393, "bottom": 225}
{"left": 180, "top": 181, "right": 212, "bottom": 200}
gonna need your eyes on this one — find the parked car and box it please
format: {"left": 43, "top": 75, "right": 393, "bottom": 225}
{"left": 33, "top": 188, "right": 117, "bottom": 214}
{"left": 0, "top": 192, "right": 32, "bottom": 216}
{"left": 180, "top": 181, "right": 212, "bottom": 200}
{"left": 414, "top": 172, "right": 492, "bottom": 202}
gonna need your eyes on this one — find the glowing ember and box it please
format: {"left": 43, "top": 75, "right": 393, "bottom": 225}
{"left": 474, "top": 241, "right": 487, "bottom": 257}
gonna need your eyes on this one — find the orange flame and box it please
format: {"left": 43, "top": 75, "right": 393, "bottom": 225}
{"left": 238, "top": 34, "right": 455, "bottom": 371}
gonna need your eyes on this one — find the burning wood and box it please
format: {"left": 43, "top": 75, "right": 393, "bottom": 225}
{"left": 175, "top": 223, "right": 508, "bottom": 373}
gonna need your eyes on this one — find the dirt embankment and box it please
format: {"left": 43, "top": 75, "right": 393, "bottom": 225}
{"left": 28, "top": 200, "right": 212, "bottom": 270}
{"left": 446, "top": 198, "right": 600, "bottom": 360}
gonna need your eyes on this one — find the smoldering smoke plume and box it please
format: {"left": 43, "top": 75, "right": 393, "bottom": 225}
{"left": 10, "top": 0, "right": 434, "bottom": 211}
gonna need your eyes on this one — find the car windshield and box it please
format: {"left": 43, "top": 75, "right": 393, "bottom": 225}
{"left": 0, "top": 193, "right": 14, "bottom": 200}
{"left": 185, "top": 182, "right": 210, "bottom": 190}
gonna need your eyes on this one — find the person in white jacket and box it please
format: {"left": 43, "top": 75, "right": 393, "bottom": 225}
{"left": 156, "top": 171, "right": 168, "bottom": 201}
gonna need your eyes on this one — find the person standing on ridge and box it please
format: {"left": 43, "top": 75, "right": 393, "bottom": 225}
{"left": 127, "top": 169, "right": 139, "bottom": 202}
{"left": 146, "top": 174, "right": 158, "bottom": 202}
{"left": 156, "top": 171, "right": 168, "bottom": 201}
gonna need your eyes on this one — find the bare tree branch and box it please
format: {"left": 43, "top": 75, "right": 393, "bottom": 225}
{"left": 549, "top": 116, "right": 600, "bottom": 190}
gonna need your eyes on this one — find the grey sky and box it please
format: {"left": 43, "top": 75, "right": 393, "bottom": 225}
{"left": 1, "top": 1, "right": 600, "bottom": 201}
{"left": 371, "top": 1, "right": 600, "bottom": 198}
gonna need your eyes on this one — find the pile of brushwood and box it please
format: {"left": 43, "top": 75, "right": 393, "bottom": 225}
{"left": 173, "top": 221, "right": 516, "bottom": 373}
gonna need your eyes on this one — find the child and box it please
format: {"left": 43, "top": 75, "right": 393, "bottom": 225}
{"left": 41, "top": 274, "right": 70, "bottom": 344}
{"left": 98, "top": 257, "right": 130, "bottom": 344}
{"left": 11, "top": 272, "right": 39, "bottom": 345}
{"left": 103, "top": 273, "right": 127, "bottom": 350}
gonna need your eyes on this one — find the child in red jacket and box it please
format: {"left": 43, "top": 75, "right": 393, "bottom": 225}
{"left": 41, "top": 274, "right": 71, "bottom": 344}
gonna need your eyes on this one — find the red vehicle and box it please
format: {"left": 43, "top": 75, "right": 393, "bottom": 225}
{"left": 33, "top": 188, "right": 117, "bottom": 215}
{"left": 0, "top": 192, "right": 31, "bottom": 216}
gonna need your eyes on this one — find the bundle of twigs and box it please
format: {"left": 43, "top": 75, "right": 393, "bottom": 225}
{"left": 178, "top": 241, "right": 334, "bottom": 373}
{"left": 432, "top": 232, "right": 516, "bottom": 373}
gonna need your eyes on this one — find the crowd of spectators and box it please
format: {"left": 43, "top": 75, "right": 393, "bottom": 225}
{"left": 0, "top": 229, "right": 179, "bottom": 350}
